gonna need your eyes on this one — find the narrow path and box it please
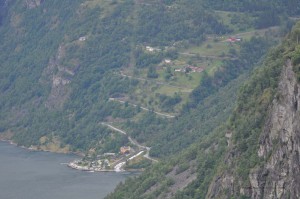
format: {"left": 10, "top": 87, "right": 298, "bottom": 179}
{"left": 101, "top": 123, "right": 127, "bottom": 135}
{"left": 128, "top": 151, "right": 144, "bottom": 161}
{"left": 143, "top": 149, "right": 158, "bottom": 162}
{"left": 101, "top": 123, "right": 158, "bottom": 163}
{"left": 109, "top": 98, "right": 176, "bottom": 118}
{"left": 178, "top": 53, "right": 237, "bottom": 60}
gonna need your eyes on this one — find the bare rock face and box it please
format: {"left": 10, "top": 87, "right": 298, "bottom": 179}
{"left": 41, "top": 45, "right": 78, "bottom": 110}
{"left": 207, "top": 59, "right": 300, "bottom": 198}
{"left": 206, "top": 149, "right": 238, "bottom": 199}
{"left": 251, "top": 59, "right": 300, "bottom": 199}
{"left": 25, "top": 0, "right": 43, "bottom": 9}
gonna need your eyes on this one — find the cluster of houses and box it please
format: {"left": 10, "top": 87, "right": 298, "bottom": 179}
{"left": 174, "top": 65, "right": 204, "bottom": 73}
{"left": 226, "top": 37, "right": 242, "bottom": 43}
{"left": 164, "top": 59, "right": 171, "bottom": 64}
{"left": 145, "top": 46, "right": 161, "bottom": 52}
{"left": 68, "top": 146, "right": 133, "bottom": 172}
{"left": 68, "top": 159, "right": 111, "bottom": 172}
{"left": 120, "top": 146, "right": 131, "bottom": 154}
{"left": 79, "top": 36, "right": 86, "bottom": 41}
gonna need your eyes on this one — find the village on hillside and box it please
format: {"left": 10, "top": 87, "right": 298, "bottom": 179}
{"left": 68, "top": 124, "right": 157, "bottom": 172}
{"left": 68, "top": 26, "right": 279, "bottom": 173}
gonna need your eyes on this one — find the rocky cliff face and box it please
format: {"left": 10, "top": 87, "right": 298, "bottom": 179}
{"left": 251, "top": 59, "right": 300, "bottom": 198}
{"left": 207, "top": 59, "right": 300, "bottom": 198}
{"left": 25, "top": 0, "right": 43, "bottom": 9}
{"left": 41, "top": 45, "right": 77, "bottom": 110}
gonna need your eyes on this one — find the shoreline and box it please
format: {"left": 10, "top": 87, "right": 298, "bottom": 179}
{"left": 67, "top": 162, "right": 143, "bottom": 173}
{"left": 0, "top": 138, "right": 85, "bottom": 157}
{"left": 0, "top": 139, "right": 142, "bottom": 173}
{"left": 67, "top": 159, "right": 144, "bottom": 173}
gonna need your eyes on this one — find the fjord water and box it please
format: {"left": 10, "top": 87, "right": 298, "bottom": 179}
{"left": 0, "top": 141, "right": 127, "bottom": 199}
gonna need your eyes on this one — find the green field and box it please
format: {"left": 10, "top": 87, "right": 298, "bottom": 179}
{"left": 118, "top": 25, "right": 280, "bottom": 114}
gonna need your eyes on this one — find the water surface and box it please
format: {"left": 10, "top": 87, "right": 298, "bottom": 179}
{"left": 0, "top": 141, "right": 128, "bottom": 199}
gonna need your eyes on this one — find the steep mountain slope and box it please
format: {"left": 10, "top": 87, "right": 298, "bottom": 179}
{"left": 250, "top": 58, "right": 299, "bottom": 198}
{"left": 207, "top": 23, "right": 300, "bottom": 199}
{"left": 1, "top": 0, "right": 300, "bottom": 198}
{"left": 105, "top": 75, "right": 244, "bottom": 199}
{"left": 0, "top": 0, "right": 275, "bottom": 156}
{"left": 106, "top": 23, "right": 300, "bottom": 199}
{"left": 0, "top": 0, "right": 230, "bottom": 150}
{"left": 204, "top": 0, "right": 300, "bottom": 15}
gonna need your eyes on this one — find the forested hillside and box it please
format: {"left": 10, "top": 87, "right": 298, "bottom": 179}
{"left": 106, "top": 22, "right": 300, "bottom": 199}
{"left": 1, "top": 0, "right": 300, "bottom": 197}
{"left": 0, "top": 0, "right": 279, "bottom": 153}
{"left": 0, "top": 0, "right": 233, "bottom": 152}
{"left": 203, "top": 0, "right": 300, "bottom": 17}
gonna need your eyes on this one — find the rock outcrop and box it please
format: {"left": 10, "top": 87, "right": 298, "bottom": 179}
{"left": 251, "top": 59, "right": 300, "bottom": 199}
{"left": 41, "top": 45, "right": 78, "bottom": 110}
{"left": 207, "top": 59, "right": 300, "bottom": 198}
{"left": 25, "top": 0, "right": 43, "bottom": 9}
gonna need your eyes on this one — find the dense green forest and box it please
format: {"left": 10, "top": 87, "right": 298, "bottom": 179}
{"left": 106, "top": 21, "right": 300, "bottom": 199}
{"left": 204, "top": 0, "right": 300, "bottom": 15}
{"left": 0, "top": 0, "right": 296, "bottom": 156}
{"left": 0, "top": 0, "right": 258, "bottom": 152}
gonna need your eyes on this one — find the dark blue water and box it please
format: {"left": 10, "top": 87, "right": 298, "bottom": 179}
{"left": 0, "top": 141, "right": 128, "bottom": 199}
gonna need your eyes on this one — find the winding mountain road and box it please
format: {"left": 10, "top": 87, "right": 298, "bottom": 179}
{"left": 119, "top": 72, "right": 193, "bottom": 93}
{"left": 101, "top": 123, "right": 158, "bottom": 163}
{"left": 109, "top": 98, "right": 176, "bottom": 118}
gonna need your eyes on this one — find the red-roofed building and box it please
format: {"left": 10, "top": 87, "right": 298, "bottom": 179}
{"left": 227, "top": 37, "right": 242, "bottom": 43}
